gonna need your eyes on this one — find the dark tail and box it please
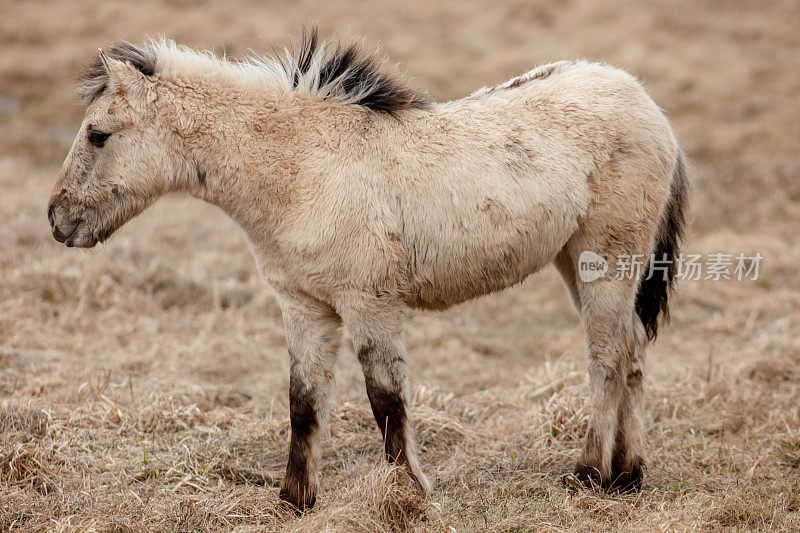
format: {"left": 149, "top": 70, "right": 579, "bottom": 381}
{"left": 635, "top": 148, "right": 689, "bottom": 341}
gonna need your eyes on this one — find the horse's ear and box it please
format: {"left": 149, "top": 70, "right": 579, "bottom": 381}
{"left": 98, "top": 48, "right": 148, "bottom": 97}
{"left": 98, "top": 49, "right": 112, "bottom": 73}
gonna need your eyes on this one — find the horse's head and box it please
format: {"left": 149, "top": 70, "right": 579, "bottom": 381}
{"left": 48, "top": 46, "right": 171, "bottom": 248}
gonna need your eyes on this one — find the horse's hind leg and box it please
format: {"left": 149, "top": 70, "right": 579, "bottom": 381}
{"left": 612, "top": 313, "right": 647, "bottom": 491}
{"left": 558, "top": 142, "right": 672, "bottom": 491}
{"left": 569, "top": 262, "right": 647, "bottom": 492}
{"left": 558, "top": 242, "right": 645, "bottom": 486}
{"left": 560, "top": 192, "right": 662, "bottom": 490}
{"left": 557, "top": 243, "right": 644, "bottom": 487}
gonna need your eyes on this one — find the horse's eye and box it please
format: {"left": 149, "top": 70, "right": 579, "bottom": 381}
{"left": 88, "top": 129, "right": 111, "bottom": 148}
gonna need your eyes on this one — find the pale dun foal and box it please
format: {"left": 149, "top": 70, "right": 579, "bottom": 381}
{"left": 48, "top": 29, "right": 688, "bottom": 511}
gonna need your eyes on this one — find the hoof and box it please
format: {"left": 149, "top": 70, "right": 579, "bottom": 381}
{"left": 572, "top": 461, "right": 603, "bottom": 490}
{"left": 279, "top": 484, "right": 316, "bottom": 514}
{"left": 570, "top": 459, "right": 644, "bottom": 494}
{"left": 608, "top": 459, "right": 644, "bottom": 494}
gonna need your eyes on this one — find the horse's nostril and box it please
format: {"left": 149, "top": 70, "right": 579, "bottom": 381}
{"left": 48, "top": 204, "right": 56, "bottom": 230}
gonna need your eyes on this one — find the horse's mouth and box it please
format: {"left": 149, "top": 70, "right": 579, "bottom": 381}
{"left": 63, "top": 221, "right": 82, "bottom": 247}
{"left": 51, "top": 218, "right": 90, "bottom": 247}
{"left": 57, "top": 219, "right": 99, "bottom": 248}
{"left": 51, "top": 220, "right": 79, "bottom": 245}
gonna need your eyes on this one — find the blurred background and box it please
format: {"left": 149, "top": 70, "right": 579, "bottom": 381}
{"left": 1, "top": 1, "right": 799, "bottom": 530}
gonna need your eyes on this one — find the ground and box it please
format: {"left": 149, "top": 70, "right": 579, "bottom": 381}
{"left": 1, "top": 0, "right": 799, "bottom": 531}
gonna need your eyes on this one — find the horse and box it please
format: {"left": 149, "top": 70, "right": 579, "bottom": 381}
{"left": 48, "top": 29, "right": 688, "bottom": 511}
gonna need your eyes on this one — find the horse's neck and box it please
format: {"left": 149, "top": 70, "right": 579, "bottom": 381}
{"left": 166, "top": 88, "right": 299, "bottom": 241}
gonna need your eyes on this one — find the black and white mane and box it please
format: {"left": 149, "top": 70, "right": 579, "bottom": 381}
{"left": 79, "top": 28, "right": 428, "bottom": 113}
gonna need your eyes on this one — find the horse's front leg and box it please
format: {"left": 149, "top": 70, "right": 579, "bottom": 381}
{"left": 341, "top": 296, "right": 430, "bottom": 493}
{"left": 277, "top": 292, "right": 342, "bottom": 511}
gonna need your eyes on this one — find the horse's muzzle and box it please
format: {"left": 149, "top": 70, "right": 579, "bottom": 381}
{"left": 48, "top": 203, "right": 82, "bottom": 247}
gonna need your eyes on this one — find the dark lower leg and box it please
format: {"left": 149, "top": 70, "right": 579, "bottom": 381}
{"left": 365, "top": 378, "right": 410, "bottom": 464}
{"left": 280, "top": 375, "right": 321, "bottom": 511}
{"left": 357, "top": 341, "right": 430, "bottom": 492}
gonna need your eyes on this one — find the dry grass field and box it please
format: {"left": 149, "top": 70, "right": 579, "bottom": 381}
{"left": 1, "top": 0, "right": 799, "bottom": 530}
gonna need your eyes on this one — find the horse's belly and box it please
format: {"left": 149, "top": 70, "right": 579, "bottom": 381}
{"left": 408, "top": 260, "right": 543, "bottom": 310}
{"left": 403, "top": 215, "right": 576, "bottom": 309}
